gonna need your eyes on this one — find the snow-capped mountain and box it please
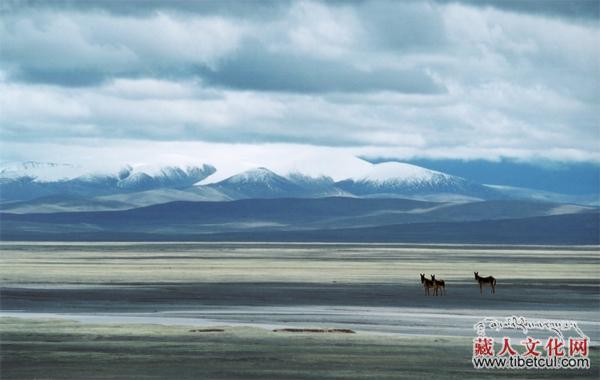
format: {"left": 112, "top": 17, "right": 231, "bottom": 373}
{"left": 202, "top": 163, "right": 492, "bottom": 201}
{"left": 287, "top": 172, "right": 351, "bottom": 197}
{"left": 0, "top": 162, "right": 216, "bottom": 201}
{"left": 115, "top": 165, "right": 216, "bottom": 190}
{"left": 336, "top": 162, "right": 499, "bottom": 199}
{"left": 206, "top": 168, "right": 307, "bottom": 199}
{"left": 0, "top": 160, "right": 550, "bottom": 207}
{"left": 0, "top": 161, "right": 82, "bottom": 181}
{"left": 204, "top": 168, "right": 357, "bottom": 199}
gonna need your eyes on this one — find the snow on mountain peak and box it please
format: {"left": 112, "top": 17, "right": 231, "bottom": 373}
{"left": 0, "top": 161, "right": 215, "bottom": 183}
{"left": 222, "top": 167, "right": 282, "bottom": 184}
{"left": 354, "top": 162, "right": 453, "bottom": 184}
{"left": 0, "top": 161, "right": 82, "bottom": 181}
{"left": 0, "top": 159, "right": 508, "bottom": 203}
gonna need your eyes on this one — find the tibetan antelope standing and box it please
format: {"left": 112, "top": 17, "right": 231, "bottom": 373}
{"left": 474, "top": 272, "right": 496, "bottom": 295}
{"left": 431, "top": 274, "right": 446, "bottom": 296}
{"left": 420, "top": 273, "right": 435, "bottom": 296}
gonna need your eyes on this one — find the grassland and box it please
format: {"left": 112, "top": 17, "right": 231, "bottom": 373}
{"left": 1, "top": 243, "right": 598, "bottom": 284}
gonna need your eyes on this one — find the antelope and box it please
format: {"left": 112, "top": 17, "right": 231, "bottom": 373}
{"left": 474, "top": 271, "right": 496, "bottom": 295}
{"left": 431, "top": 274, "right": 446, "bottom": 296}
{"left": 420, "top": 273, "right": 435, "bottom": 296}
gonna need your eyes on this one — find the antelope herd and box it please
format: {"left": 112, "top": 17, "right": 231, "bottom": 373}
{"left": 419, "top": 272, "right": 496, "bottom": 296}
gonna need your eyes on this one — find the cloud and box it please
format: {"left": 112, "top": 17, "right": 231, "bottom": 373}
{"left": 0, "top": 0, "right": 598, "bottom": 166}
{"left": 435, "top": 0, "right": 599, "bottom": 22}
{"left": 0, "top": 10, "right": 246, "bottom": 86}
{"left": 1, "top": 0, "right": 293, "bottom": 19}
{"left": 1, "top": 2, "right": 445, "bottom": 94}
{"left": 7, "top": 0, "right": 597, "bottom": 22}
{"left": 200, "top": 44, "right": 444, "bottom": 94}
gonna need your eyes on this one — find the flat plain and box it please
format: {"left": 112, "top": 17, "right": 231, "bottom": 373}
{"left": 1, "top": 242, "right": 598, "bottom": 379}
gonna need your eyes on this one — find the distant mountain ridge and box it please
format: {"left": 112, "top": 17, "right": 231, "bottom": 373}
{"left": 0, "top": 162, "right": 216, "bottom": 202}
{"left": 336, "top": 162, "right": 496, "bottom": 200}
{"left": 1, "top": 198, "right": 597, "bottom": 244}
{"left": 2, "top": 161, "right": 596, "bottom": 245}
{"left": 0, "top": 160, "right": 595, "bottom": 208}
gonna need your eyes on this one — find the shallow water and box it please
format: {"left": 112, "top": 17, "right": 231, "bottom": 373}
{"left": 3, "top": 304, "right": 598, "bottom": 343}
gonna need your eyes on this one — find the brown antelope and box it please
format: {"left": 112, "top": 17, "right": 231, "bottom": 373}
{"left": 431, "top": 274, "right": 446, "bottom": 296}
{"left": 474, "top": 271, "right": 496, "bottom": 295}
{"left": 420, "top": 273, "right": 435, "bottom": 296}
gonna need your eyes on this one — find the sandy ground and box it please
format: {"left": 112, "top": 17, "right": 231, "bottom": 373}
{"left": 1, "top": 243, "right": 599, "bottom": 378}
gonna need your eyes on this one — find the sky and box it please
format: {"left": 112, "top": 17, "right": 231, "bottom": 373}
{"left": 0, "top": 0, "right": 599, "bottom": 183}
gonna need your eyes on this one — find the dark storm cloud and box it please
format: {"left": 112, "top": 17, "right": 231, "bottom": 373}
{"left": 1, "top": 0, "right": 293, "bottom": 18}
{"left": 200, "top": 44, "right": 445, "bottom": 94}
{"left": 5, "top": 0, "right": 598, "bottom": 22}
{"left": 0, "top": 1, "right": 446, "bottom": 94}
{"left": 359, "top": 1, "right": 448, "bottom": 51}
{"left": 436, "top": 0, "right": 599, "bottom": 22}
{"left": 11, "top": 68, "right": 108, "bottom": 87}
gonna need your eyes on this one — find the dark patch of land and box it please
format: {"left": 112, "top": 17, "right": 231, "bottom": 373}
{"left": 189, "top": 328, "right": 225, "bottom": 333}
{"left": 3, "top": 280, "right": 599, "bottom": 314}
{"left": 273, "top": 328, "right": 355, "bottom": 333}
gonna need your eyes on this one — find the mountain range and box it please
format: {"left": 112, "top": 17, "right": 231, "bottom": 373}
{"left": 0, "top": 161, "right": 217, "bottom": 204}
{"left": 3, "top": 160, "right": 594, "bottom": 213}
{"left": 1, "top": 160, "right": 597, "bottom": 244}
{"left": 1, "top": 197, "right": 597, "bottom": 244}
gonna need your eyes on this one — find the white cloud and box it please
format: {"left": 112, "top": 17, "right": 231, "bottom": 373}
{"left": 0, "top": 10, "right": 246, "bottom": 80}
{"left": 284, "top": 1, "right": 363, "bottom": 59}
{"left": 0, "top": 1, "right": 598, "bottom": 167}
